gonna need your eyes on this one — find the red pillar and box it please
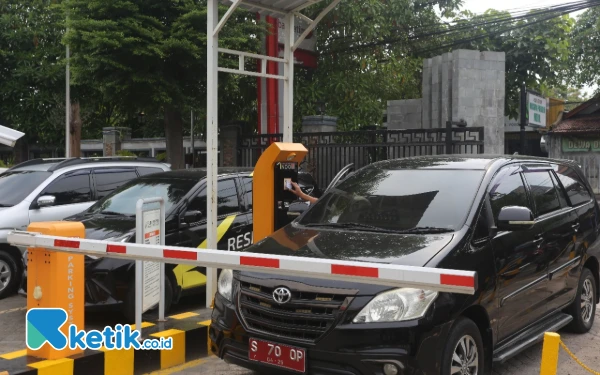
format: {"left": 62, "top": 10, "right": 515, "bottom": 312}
{"left": 266, "top": 16, "right": 279, "bottom": 141}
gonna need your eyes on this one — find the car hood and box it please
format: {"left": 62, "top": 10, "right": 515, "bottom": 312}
{"left": 240, "top": 224, "right": 454, "bottom": 294}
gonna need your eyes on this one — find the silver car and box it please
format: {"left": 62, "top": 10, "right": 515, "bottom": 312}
{"left": 0, "top": 157, "right": 170, "bottom": 298}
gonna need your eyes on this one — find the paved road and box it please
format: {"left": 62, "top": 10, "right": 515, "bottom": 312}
{"left": 1, "top": 293, "right": 599, "bottom": 374}
{"left": 174, "top": 309, "right": 600, "bottom": 375}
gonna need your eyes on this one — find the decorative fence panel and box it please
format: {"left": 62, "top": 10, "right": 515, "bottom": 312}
{"left": 239, "top": 127, "right": 484, "bottom": 187}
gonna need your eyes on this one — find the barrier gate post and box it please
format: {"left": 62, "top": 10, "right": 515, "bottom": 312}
{"left": 25, "top": 221, "right": 85, "bottom": 359}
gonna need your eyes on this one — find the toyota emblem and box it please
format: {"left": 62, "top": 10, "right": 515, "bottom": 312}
{"left": 272, "top": 287, "right": 292, "bottom": 304}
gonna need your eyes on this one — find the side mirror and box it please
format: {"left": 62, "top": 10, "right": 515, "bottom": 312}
{"left": 497, "top": 206, "right": 535, "bottom": 231}
{"left": 37, "top": 195, "right": 56, "bottom": 208}
{"left": 182, "top": 210, "right": 202, "bottom": 224}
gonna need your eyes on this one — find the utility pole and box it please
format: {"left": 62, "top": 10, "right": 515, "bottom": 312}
{"left": 519, "top": 84, "right": 527, "bottom": 155}
{"left": 190, "top": 110, "right": 194, "bottom": 168}
{"left": 66, "top": 42, "right": 71, "bottom": 158}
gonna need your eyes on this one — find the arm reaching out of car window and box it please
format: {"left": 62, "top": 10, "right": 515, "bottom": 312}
{"left": 289, "top": 182, "right": 318, "bottom": 204}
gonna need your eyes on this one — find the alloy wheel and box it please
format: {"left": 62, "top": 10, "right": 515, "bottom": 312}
{"left": 451, "top": 334, "right": 478, "bottom": 375}
{"left": 0, "top": 259, "right": 11, "bottom": 292}
{"left": 581, "top": 278, "right": 594, "bottom": 323}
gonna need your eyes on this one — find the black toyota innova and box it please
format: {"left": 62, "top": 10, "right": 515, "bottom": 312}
{"left": 210, "top": 155, "right": 600, "bottom": 375}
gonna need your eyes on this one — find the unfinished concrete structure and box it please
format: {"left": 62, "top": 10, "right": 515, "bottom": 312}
{"left": 387, "top": 49, "right": 506, "bottom": 154}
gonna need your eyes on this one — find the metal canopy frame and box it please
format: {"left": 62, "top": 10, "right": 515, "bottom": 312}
{"left": 205, "top": 0, "right": 342, "bottom": 306}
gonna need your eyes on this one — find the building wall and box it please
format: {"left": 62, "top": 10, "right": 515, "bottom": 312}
{"left": 548, "top": 134, "right": 600, "bottom": 194}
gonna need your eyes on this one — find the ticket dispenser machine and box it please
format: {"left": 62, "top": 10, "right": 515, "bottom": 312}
{"left": 253, "top": 142, "right": 308, "bottom": 243}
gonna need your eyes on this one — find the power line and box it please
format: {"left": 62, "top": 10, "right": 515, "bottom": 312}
{"left": 326, "top": 0, "right": 599, "bottom": 57}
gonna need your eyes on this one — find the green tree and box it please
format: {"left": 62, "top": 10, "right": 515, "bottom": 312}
{"left": 447, "top": 9, "right": 574, "bottom": 118}
{"left": 293, "top": 0, "right": 463, "bottom": 130}
{"left": 0, "top": 0, "right": 66, "bottom": 148}
{"left": 64, "top": 0, "right": 264, "bottom": 168}
{"left": 570, "top": 7, "right": 600, "bottom": 94}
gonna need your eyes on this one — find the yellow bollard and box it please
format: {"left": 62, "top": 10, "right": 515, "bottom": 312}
{"left": 26, "top": 221, "right": 85, "bottom": 360}
{"left": 540, "top": 332, "right": 561, "bottom": 375}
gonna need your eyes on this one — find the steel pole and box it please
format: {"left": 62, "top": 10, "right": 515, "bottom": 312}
{"left": 205, "top": 0, "right": 219, "bottom": 308}
{"left": 282, "top": 13, "right": 295, "bottom": 143}
{"left": 65, "top": 41, "right": 71, "bottom": 158}
{"left": 520, "top": 84, "right": 527, "bottom": 155}
{"left": 190, "top": 110, "right": 195, "bottom": 168}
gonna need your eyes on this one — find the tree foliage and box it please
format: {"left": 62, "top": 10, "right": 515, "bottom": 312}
{"left": 0, "top": 0, "right": 66, "bottom": 144}
{"left": 570, "top": 7, "right": 600, "bottom": 94}
{"left": 294, "top": 0, "right": 463, "bottom": 130}
{"left": 447, "top": 9, "right": 574, "bottom": 119}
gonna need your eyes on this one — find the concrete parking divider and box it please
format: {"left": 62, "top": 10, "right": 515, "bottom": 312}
{"left": 0, "top": 313, "right": 211, "bottom": 375}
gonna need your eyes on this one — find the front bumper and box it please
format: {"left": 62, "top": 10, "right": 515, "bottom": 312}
{"left": 210, "top": 292, "right": 452, "bottom": 375}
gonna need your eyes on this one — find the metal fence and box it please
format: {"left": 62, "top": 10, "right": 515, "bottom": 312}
{"left": 239, "top": 127, "right": 484, "bottom": 187}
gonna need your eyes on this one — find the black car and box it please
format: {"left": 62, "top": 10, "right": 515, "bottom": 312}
{"left": 211, "top": 156, "right": 600, "bottom": 375}
{"left": 20, "top": 167, "right": 322, "bottom": 321}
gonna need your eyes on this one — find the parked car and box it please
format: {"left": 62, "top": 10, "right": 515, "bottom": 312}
{"left": 21, "top": 167, "right": 322, "bottom": 321}
{"left": 211, "top": 155, "right": 600, "bottom": 375}
{"left": 0, "top": 156, "right": 170, "bottom": 299}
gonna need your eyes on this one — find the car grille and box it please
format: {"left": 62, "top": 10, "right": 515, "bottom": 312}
{"left": 238, "top": 281, "right": 353, "bottom": 343}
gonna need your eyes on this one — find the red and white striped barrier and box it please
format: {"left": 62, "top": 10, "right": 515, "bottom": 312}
{"left": 8, "top": 231, "right": 477, "bottom": 295}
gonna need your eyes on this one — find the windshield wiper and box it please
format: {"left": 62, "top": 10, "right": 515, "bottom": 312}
{"left": 100, "top": 211, "right": 133, "bottom": 217}
{"left": 302, "top": 222, "right": 403, "bottom": 234}
{"left": 394, "top": 227, "right": 455, "bottom": 234}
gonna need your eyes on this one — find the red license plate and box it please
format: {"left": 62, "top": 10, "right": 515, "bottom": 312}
{"left": 248, "top": 338, "right": 306, "bottom": 373}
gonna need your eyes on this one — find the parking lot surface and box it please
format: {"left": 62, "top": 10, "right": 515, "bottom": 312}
{"left": 1, "top": 293, "right": 599, "bottom": 374}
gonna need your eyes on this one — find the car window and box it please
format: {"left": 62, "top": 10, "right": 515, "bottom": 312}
{"left": 523, "top": 171, "right": 561, "bottom": 216}
{"left": 472, "top": 204, "right": 489, "bottom": 243}
{"left": 549, "top": 171, "right": 568, "bottom": 208}
{"left": 555, "top": 165, "right": 592, "bottom": 206}
{"left": 241, "top": 177, "right": 252, "bottom": 210}
{"left": 87, "top": 177, "right": 197, "bottom": 216}
{"left": 298, "top": 169, "right": 485, "bottom": 231}
{"left": 0, "top": 171, "right": 52, "bottom": 207}
{"left": 489, "top": 169, "right": 530, "bottom": 222}
{"left": 94, "top": 168, "right": 138, "bottom": 200}
{"left": 41, "top": 170, "right": 92, "bottom": 206}
{"left": 189, "top": 179, "right": 241, "bottom": 217}
{"left": 137, "top": 167, "right": 164, "bottom": 177}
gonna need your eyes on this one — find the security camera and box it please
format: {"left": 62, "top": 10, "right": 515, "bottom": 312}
{"left": 0, "top": 125, "right": 25, "bottom": 147}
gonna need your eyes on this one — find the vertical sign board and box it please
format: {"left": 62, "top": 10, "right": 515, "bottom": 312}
{"left": 135, "top": 198, "right": 166, "bottom": 335}
{"left": 142, "top": 208, "right": 161, "bottom": 312}
{"left": 527, "top": 92, "right": 548, "bottom": 128}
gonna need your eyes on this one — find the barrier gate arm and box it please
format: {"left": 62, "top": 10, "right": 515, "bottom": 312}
{"left": 8, "top": 231, "right": 477, "bottom": 295}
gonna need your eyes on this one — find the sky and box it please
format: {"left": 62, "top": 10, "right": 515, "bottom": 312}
{"left": 460, "top": 0, "right": 586, "bottom": 16}
{"left": 459, "top": 0, "right": 595, "bottom": 97}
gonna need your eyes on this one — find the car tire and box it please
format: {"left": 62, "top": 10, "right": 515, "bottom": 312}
{"left": 123, "top": 274, "right": 174, "bottom": 323}
{"left": 0, "top": 252, "right": 20, "bottom": 299}
{"left": 567, "top": 267, "right": 596, "bottom": 333}
{"left": 441, "top": 317, "right": 485, "bottom": 375}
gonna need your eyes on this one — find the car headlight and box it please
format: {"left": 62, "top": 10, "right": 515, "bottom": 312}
{"left": 353, "top": 288, "right": 438, "bottom": 323}
{"left": 218, "top": 269, "right": 233, "bottom": 302}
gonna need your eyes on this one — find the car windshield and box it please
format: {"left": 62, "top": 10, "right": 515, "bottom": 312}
{"left": 87, "top": 177, "right": 198, "bottom": 217}
{"left": 298, "top": 168, "right": 485, "bottom": 232}
{"left": 0, "top": 171, "right": 52, "bottom": 207}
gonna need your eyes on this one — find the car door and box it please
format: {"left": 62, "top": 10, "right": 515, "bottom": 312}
{"left": 29, "top": 169, "right": 94, "bottom": 223}
{"left": 521, "top": 165, "right": 579, "bottom": 312}
{"left": 91, "top": 167, "right": 139, "bottom": 201}
{"left": 175, "top": 178, "right": 249, "bottom": 290}
{"left": 551, "top": 164, "right": 599, "bottom": 306}
{"left": 489, "top": 164, "right": 549, "bottom": 341}
{"left": 324, "top": 164, "right": 355, "bottom": 194}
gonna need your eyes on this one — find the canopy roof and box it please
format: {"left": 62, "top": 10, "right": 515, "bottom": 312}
{"left": 221, "top": 0, "right": 326, "bottom": 17}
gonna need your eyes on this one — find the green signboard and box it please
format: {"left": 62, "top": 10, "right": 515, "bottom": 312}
{"left": 562, "top": 138, "right": 600, "bottom": 152}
